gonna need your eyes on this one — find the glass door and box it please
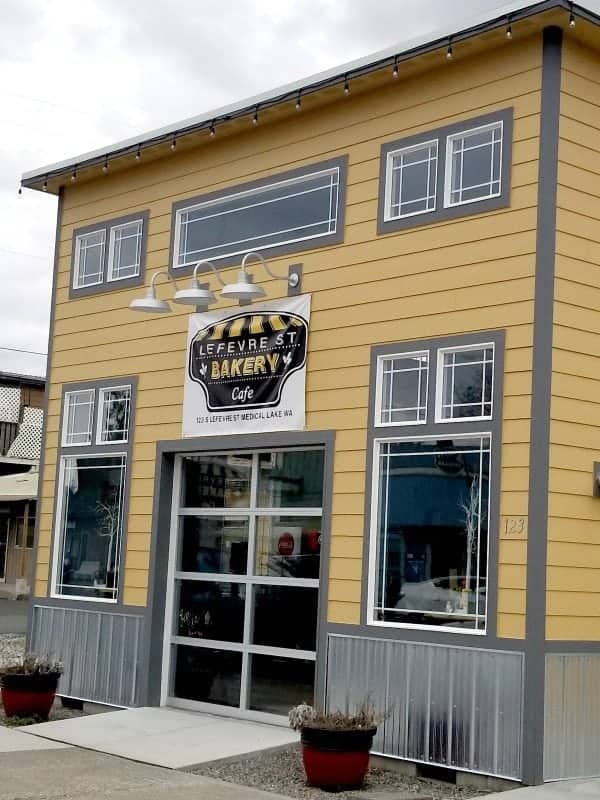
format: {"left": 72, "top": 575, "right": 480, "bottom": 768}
{"left": 0, "top": 518, "right": 8, "bottom": 582}
{"left": 162, "top": 448, "right": 324, "bottom": 722}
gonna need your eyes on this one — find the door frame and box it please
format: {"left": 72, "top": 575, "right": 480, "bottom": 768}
{"left": 145, "top": 430, "right": 336, "bottom": 716}
{"left": 0, "top": 515, "right": 9, "bottom": 582}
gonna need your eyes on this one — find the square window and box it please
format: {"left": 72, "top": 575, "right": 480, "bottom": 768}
{"left": 62, "top": 389, "right": 95, "bottom": 446}
{"left": 74, "top": 230, "right": 105, "bottom": 288}
{"left": 97, "top": 386, "right": 131, "bottom": 443}
{"left": 107, "top": 220, "right": 143, "bottom": 281}
{"left": 437, "top": 345, "right": 494, "bottom": 421}
{"left": 386, "top": 141, "right": 437, "bottom": 220}
{"left": 446, "top": 122, "right": 503, "bottom": 207}
{"left": 377, "top": 352, "right": 428, "bottom": 425}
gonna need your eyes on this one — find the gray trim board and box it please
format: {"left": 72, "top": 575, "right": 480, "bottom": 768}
{"left": 47, "top": 376, "right": 138, "bottom": 608}
{"left": 69, "top": 210, "right": 149, "bottom": 299}
{"left": 168, "top": 157, "right": 347, "bottom": 276}
{"left": 143, "top": 429, "right": 336, "bottom": 708}
{"left": 522, "top": 25, "right": 562, "bottom": 787}
{"left": 22, "top": 1, "right": 597, "bottom": 191}
{"left": 27, "top": 189, "right": 63, "bottom": 648}
{"left": 358, "top": 330, "right": 506, "bottom": 648}
{"left": 377, "top": 109, "right": 513, "bottom": 234}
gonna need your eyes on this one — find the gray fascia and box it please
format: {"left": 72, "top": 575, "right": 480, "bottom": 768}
{"left": 21, "top": 1, "right": 588, "bottom": 192}
{"left": 521, "top": 25, "right": 562, "bottom": 787}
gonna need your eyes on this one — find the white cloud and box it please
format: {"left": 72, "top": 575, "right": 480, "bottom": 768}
{"left": 2, "top": 0, "right": 599, "bottom": 376}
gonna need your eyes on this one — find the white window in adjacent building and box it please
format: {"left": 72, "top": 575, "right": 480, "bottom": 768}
{"left": 437, "top": 345, "right": 494, "bottom": 422}
{"left": 107, "top": 220, "right": 143, "bottom": 282}
{"left": 376, "top": 352, "right": 429, "bottom": 426}
{"left": 62, "top": 389, "right": 95, "bottom": 446}
{"left": 445, "top": 122, "right": 503, "bottom": 207}
{"left": 74, "top": 230, "right": 106, "bottom": 288}
{"left": 385, "top": 140, "right": 438, "bottom": 220}
{"left": 173, "top": 165, "right": 341, "bottom": 267}
{"left": 97, "top": 386, "right": 131, "bottom": 443}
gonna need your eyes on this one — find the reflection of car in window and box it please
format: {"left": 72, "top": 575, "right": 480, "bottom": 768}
{"left": 395, "top": 576, "right": 486, "bottom": 618}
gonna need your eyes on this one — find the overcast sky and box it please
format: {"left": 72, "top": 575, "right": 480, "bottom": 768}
{"left": 2, "top": 0, "right": 599, "bottom": 378}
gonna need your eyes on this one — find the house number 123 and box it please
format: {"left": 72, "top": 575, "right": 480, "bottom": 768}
{"left": 503, "top": 517, "right": 526, "bottom": 537}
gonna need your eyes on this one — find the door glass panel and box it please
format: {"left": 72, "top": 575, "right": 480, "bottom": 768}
{"left": 252, "top": 585, "right": 318, "bottom": 650}
{"left": 255, "top": 515, "right": 321, "bottom": 579}
{"left": 249, "top": 654, "right": 315, "bottom": 715}
{"left": 183, "top": 453, "right": 252, "bottom": 508}
{"left": 180, "top": 516, "right": 249, "bottom": 575}
{"left": 174, "top": 645, "right": 242, "bottom": 707}
{"left": 258, "top": 450, "right": 324, "bottom": 508}
{"left": 177, "top": 580, "right": 245, "bottom": 642}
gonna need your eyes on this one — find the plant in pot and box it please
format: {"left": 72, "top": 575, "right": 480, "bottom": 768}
{"left": 0, "top": 655, "right": 63, "bottom": 720}
{"left": 289, "top": 699, "right": 383, "bottom": 791}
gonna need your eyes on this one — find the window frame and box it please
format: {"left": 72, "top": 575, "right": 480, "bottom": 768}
{"left": 70, "top": 211, "right": 149, "bottom": 299}
{"left": 169, "top": 157, "right": 347, "bottom": 276}
{"left": 364, "top": 331, "right": 505, "bottom": 639}
{"left": 95, "top": 384, "right": 132, "bottom": 445}
{"left": 50, "top": 377, "right": 137, "bottom": 604}
{"left": 377, "top": 108, "right": 513, "bottom": 235}
{"left": 435, "top": 342, "right": 495, "bottom": 424}
{"left": 73, "top": 229, "right": 106, "bottom": 289}
{"left": 61, "top": 388, "right": 95, "bottom": 447}
{"left": 444, "top": 120, "right": 504, "bottom": 209}
{"left": 374, "top": 349, "right": 430, "bottom": 427}
{"left": 107, "top": 219, "right": 144, "bottom": 283}
{"left": 383, "top": 139, "right": 439, "bottom": 222}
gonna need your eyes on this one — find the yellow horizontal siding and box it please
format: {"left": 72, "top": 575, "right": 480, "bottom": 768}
{"left": 547, "top": 38, "right": 600, "bottom": 639}
{"left": 34, "top": 37, "right": 542, "bottom": 637}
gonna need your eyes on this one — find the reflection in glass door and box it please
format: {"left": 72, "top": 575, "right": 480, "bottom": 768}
{"left": 0, "top": 518, "right": 8, "bottom": 582}
{"left": 162, "top": 448, "right": 324, "bottom": 721}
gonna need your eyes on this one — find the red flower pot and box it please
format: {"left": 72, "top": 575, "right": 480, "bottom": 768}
{"left": 301, "top": 726, "right": 377, "bottom": 790}
{"left": 0, "top": 672, "right": 60, "bottom": 719}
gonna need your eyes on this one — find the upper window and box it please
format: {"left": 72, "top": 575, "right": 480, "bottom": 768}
{"left": 376, "top": 351, "right": 429, "bottom": 426}
{"left": 97, "top": 386, "right": 132, "bottom": 444}
{"left": 437, "top": 345, "right": 494, "bottom": 422}
{"left": 385, "top": 140, "right": 438, "bottom": 220}
{"left": 378, "top": 109, "right": 512, "bottom": 234}
{"left": 70, "top": 212, "right": 148, "bottom": 298}
{"left": 445, "top": 122, "right": 502, "bottom": 207}
{"left": 62, "top": 389, "right": 95, "bottom": 446}
{"left": 171, "top": 158, "right": 346, "bottom": 271}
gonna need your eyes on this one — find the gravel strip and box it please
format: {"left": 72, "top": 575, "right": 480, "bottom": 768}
{"left": 0, "top": 633, "right": 89, "bottom": 728}
{"left": 193, "top": 744, "right": 491, "bottom": 800}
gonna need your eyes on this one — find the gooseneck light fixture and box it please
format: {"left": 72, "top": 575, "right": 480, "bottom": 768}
{"left": 129, "top": 251, "right": 301, "bottom": 314}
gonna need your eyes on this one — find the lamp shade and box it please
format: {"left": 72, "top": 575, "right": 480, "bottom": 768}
{"left": 173, "top": 279, "right": 217, "bottom": 306}
{"left": 129, "top": 286, "right": 171, "bottom": 313}
{"left": 220, "top": 270, "right": 266, "bottom": 302}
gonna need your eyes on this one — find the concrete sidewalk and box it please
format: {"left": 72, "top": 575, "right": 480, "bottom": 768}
{"left": 486, "top": 779, "right": 600, "bottom": 798}
{"left": 0, "top": 598, "right": 29, "bottom": 633}
{"left": 0, "top": 748, "right": 292, "bottom": 800}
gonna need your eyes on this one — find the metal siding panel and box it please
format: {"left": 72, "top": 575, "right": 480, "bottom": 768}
{"left": 545, "top": 654, "right": 600, "bottom": 781}
{"left": 326, "top": 634, "right": 523, "bottom": 779}
{"left": 29, "top": 605, "right": 143, "bottom": 706}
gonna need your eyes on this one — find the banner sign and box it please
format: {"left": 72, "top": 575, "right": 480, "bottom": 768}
{"left": 183, "top": 295, "right": 310, "bottom": 436}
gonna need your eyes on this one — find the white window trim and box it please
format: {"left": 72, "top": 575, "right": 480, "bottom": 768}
{"left": 366, "top": 432, "right": 492, "bottom": 636}
{"left": 384, "top": 139, "right": 438, "bottom": 222}
{"left": 173, "top": 167, "right": 340, "bottom": 270}
{"left": 50, "top": 451, "right": 127, "bottom": 604}
{"left": 95, "top": 384, "right": 132, "bottom": 445}
{"left": 61, "top": 389, "right": 95, "bottom": 447}
{"left": 435, "top": 341, "right": 495, "bottom": 423}
{"left": 73, "top": 231, "right": 106, "bottom": 290}
{"left": 107, "top": 220, "right": 143, "bottom": 283}
{"left": 374, "top": 350, "right": 429, "bottom": 427}
{"left": 443, "top": 120, "right": 503, "bottom": 209}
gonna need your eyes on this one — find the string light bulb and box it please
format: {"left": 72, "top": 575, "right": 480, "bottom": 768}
{"left": 102, "top": 157, "right": 109, "bottom": 174}
{"left": 295, "top": 91, "right": 302, "bottom": 111}
{"left": 392, "top": 57, "right": 399, "bottom": 79}
{"left": 42, "top": 178, "right": 48, "bottom": 192}
{"left": 135, "top": 146, "right": 142, "bottom": 161}
{"left": 343, "top": 74, "right": 350, "bottom": 95}
{"left": 171, "top": 135, "right": 177, "bottom": 151}
{"left": 446, "top": 39, "right": 453, "bottom": 60}
{"left": 71, "top": 168, "right": 77, "bottom": 182}
{"left": 17, "top": 186, "right": 22, "bottom": 197}
{"left": 506, "top": 21, "right": 513, "bottom": 39}
{"left": 252, "top": 107, "right": 259, "bottom": 125}
{"left": 569, "top": 4, "right": 576, "bottom": 26}
{"left": 209, "top": 121, "right": 216, "bottom": 137}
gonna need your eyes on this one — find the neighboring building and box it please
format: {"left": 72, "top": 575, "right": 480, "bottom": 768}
{"left": 20, "top": 0, "right": 600, "bottom": 785}
{"left": 0, "top": 372, "right": 44, "bottom": 597}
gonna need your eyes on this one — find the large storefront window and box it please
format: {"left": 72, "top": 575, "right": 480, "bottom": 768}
{"left": 165, "top": 447, "right": 324, "bottom": 719}
{"left": 54, "top": 455, "right": 126, "bottom": 600}
{"left": 372, "top": 436, "right": 489, "bottom": 630}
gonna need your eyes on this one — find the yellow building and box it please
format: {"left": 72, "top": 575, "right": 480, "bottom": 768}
{"left": 21, "top": 0, "right": 600, "bottom": 785}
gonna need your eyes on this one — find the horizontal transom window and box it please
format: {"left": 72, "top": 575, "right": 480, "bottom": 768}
{"left": 172, "top": 160, "right": 346, "bottom": 269}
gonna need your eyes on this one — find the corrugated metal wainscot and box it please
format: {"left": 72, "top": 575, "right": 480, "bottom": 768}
{"left": 326, "top": 635, "right": 524, "bottom": 780}
{"left": 29, "top": 605, "right": 143, "bottom": 707}
{"left": 545, "top": 653, "right": 600, "bottom": 781}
